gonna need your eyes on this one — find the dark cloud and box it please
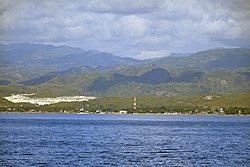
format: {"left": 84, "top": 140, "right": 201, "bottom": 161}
{"left": 0, "top": 0, "right": 249, "bottom": 59}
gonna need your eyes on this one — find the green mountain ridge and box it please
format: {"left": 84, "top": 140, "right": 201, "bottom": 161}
{"left": 154, "top": 48, "right": 250, "bottom": 71}
{"left": 31, "top": 68, "right": 249, "bottom": 97}
{"left": 0, "top": 45, "right": 250, "bottom": 97}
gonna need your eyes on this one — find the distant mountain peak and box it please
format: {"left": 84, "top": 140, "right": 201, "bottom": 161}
{"left": 0, "top": 43, "right": 145, "bottom": 70}
{"left": 169, "top": 52, "right": 192, "bottom": 57}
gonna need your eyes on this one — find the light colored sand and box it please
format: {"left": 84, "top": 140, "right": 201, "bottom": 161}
{"left": 4, "top": 94, "right": 96, "bottom": 105}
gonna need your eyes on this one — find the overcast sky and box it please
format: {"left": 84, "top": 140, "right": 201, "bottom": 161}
{"left": 0, "top": 0, "right": 250, "bottom": 59}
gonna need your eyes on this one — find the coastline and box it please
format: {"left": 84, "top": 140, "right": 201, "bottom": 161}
{"left": 0, "top": 111, "right": 248, "bottom": 116}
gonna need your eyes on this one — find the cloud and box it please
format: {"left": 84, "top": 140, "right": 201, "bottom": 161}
{"left": 136, "top": 50, "right": 170, "bottom": 60}
{"left": 84, "top": 0, "right": 162, "bottom": 15}
{"left": 0, "top": 0, "right": 250, "bottom": 59}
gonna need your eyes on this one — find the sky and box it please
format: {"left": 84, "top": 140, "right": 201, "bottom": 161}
{"left": 0, "top": 0, "right": 250, "bottom": 59}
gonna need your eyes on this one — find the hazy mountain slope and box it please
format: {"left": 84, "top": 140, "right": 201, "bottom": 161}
{"left": 0, "top": 43, "right": 85, "bottom": 59}
{"left": 0, "top": 43, "right": 148, "bottom": 82}
{"left": 38, "top": 51, "right": 143, "bottom": 69}
{"left": 18, "top": 47, "right": 250, "bottom": 85}
{"left": 154, "top": 48, "right": 250, "bottom": 71}
{"left": 1, "top": 44, "right": 249, "bottom": 82}
{"left": 20, "top": 66, "right": 95, "bottom": 86}
{"left": 0, "top": 43, "right": 146, "bottom": 71}
{"left": 1, "top": 44, "right": 250, "bottom": 96}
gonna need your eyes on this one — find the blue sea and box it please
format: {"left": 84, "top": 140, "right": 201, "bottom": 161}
{"left": 0, "top": 113, "right": 249, "bottom": 166}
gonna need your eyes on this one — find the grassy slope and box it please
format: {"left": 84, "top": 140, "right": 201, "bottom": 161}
{"left": 1, "top": 92, "right": 249, "bottom": 114}
{"left": 90, "top": 92, "right": 250, "bottom": 110}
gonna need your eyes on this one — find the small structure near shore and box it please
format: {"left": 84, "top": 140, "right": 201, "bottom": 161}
{"left": 119, "top": 110, "right": 128, "bottom": 114}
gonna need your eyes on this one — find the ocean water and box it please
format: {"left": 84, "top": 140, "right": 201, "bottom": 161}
{"left": 0, "top": 113, "right": 249, "bottom": 167}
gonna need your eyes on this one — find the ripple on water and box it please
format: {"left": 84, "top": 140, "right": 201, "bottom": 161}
{"left": 0, "top": 114, "right": 249, "bottom": 166}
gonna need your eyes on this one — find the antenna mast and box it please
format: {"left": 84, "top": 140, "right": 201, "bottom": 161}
{"left": 133, "top": 97, "right": 136, "bottom": 110}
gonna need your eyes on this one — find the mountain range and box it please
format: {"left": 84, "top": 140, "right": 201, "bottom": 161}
{"left": 0, "top": 43, "right": 250, "bottom": 96}
{"left": 0, "top": 43, "right": 148, "bottom": 70}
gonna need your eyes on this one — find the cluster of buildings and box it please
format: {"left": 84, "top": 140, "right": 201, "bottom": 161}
{"left": 4, "top": 94, "right": 96, "bottom": 105}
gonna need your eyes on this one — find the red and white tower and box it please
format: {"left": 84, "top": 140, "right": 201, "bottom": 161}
{"left": 133, "top": 97, "right": 136, "bottom": 110}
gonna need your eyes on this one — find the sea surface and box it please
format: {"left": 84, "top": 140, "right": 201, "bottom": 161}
{"left": 0, "top": 113, "right": 249, "bottom": 167}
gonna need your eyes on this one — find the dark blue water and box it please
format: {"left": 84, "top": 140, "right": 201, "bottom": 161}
{"left": 0, "top": 113, "right": 249, "bottom": 166}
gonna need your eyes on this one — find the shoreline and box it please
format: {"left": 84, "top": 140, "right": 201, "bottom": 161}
{"left": 0, "top": 111, "right": 248, "bottom": 116}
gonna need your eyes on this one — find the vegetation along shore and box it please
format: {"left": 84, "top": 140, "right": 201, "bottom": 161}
{"left": 1, "top": 92, "right": 249, "bottom": 115}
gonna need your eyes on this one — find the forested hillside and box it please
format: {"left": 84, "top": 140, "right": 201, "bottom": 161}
{"left": 0, "top": 44, "right": 249, "bottom": 97}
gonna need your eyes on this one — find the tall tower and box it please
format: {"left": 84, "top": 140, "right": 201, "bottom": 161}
{"left": 133, "top": 97, "right": 136, "bottom": 110}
